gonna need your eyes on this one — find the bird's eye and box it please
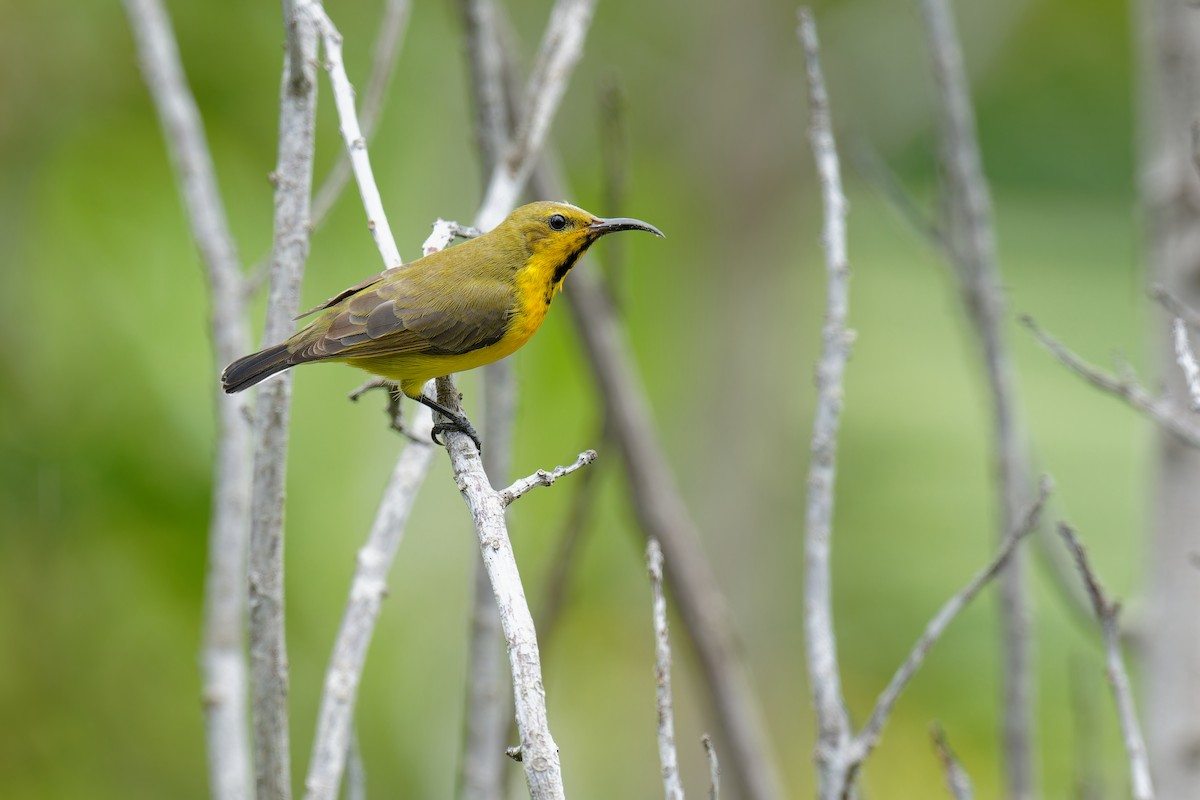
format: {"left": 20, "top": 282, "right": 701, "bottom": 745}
{"left": 547, "top": 213, "right": 568, "bottom": 231}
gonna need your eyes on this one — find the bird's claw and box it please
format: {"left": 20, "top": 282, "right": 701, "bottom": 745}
{"left": 431, "top": 419, "right": 484, "bottom": 454}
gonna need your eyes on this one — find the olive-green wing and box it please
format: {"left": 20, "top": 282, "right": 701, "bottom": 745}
{"left": 289, "top": 275, "right": 515, "bottom": 362}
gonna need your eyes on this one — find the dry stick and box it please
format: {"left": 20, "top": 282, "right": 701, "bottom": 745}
{"left": 1057, "top": 524, "right": 1156, "bottom": 800}
{"left": 310, "top": 0, "right": 410, "bottom": 227}
{"left": 701, "top": 734, "right": 720, "bottom": 800}
{"left": 1172, "top": 318, "right": 1200, "bottom": 411}
{"left": 457, "top": 1, "right": 519, "bottom": 793}
{"left": 122, "top": 1, "right": 253, "bottom": 797}
{"left": 848, "top": 478, "right": 1052, "bottom": 778}
{"left": 647, "top": 539, "right": 685, "bottom": 800}
{"left": 1022, "top": 315, "right": 1200, "bottom": 448}
{"left": 303, "top": 405, "right": 437, "bottom": 800}
{"left": 797, "top": 11, "right": 854, "bottom": 799}
{"left": 309, "top": 5, "right": 402, "bottom": 268}
{"left": 918, "top": 2, "right": 1037, "bottom": 796}
{"left": 438, "top": 376, "right": 594, "bottom": 800}
{"left": 248, "top": 3, "right": 319, "bottom": 798}
{"left": 930, "top": 724, "right": 974, "bottom": 800}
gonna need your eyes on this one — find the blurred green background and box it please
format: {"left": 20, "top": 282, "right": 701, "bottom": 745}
{"left": 0, "top": 0, "right": 1150, "bottom": 797}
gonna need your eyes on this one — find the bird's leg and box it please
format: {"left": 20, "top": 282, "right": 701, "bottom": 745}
{"left": 412, "top": 393, "right": 483, "bottom": 453}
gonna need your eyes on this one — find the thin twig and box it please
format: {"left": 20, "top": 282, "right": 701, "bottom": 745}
{"left": 1150, "top": 284, "right": 1200, "bottom": 331}
{"left": 310, "top": 0, "right": 410, "bottom": 226}
{"left": 850, "top": 478, "right": 1053, "bottom": 770}
{"left": 1172, "top": 318, "right": 1200, "bottom": 411}
{"left": 1023, "top": 315, "right": 1200, "bottom": 448}
{"left": 122, "top": 1, "right": 253, "bottom": 797}
{"left": 797, "top": 10, "right": 854, "bottom": 799}
{"left": 475, "top": 0, "right": 597, "bottom": 231}
{"left": 919, "top": 0, "right": 1037, "bottom": 794}
{"left": 648, "top": 539, "right": 685, "bottom": 800}
{"left": 499, "top": 451, "right": 597, "bottom": 505}
{"left": 303, "top": 403, "right": 437, "bottom": 800}
{"left": 248, "top": 3, "right": 320, "bottom": 798}
{"left": 930, "top": 724, "right": 974, "bottom": 800}
{"left": 309, "top": 5, "right": 402, "bottom": 268}
{"left": 1058, "top": 524, "right": 1156, "bottom": 800}
{"left": 702, "top": 734, "right": 720, "bottom": 800}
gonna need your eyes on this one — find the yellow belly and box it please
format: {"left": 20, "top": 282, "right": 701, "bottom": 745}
{"left": 342, "top": 297, "right": 548, "bottom": 398}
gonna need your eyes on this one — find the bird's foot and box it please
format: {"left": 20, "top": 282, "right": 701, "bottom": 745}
{"left": 431, "top": 413, "right": 484, "bottom": 454}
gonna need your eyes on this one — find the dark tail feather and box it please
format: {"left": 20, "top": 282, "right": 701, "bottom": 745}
{"left": 221, "top": 343, "right": 293, "bottom": 393}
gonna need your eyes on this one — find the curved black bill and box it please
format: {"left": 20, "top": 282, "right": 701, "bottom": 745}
{"left": 588, "top": 216, "right": 665, "bottom": 238}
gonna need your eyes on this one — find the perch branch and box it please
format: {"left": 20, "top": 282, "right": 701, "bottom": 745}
{"left": 122, "top": 0, "right": 253, "bottom": 797}
{"left": 1057, "top": 524, "right": 1156, "bottom": 800}
{"left": 648, "top": 539, "right": 684, "bottom": 800}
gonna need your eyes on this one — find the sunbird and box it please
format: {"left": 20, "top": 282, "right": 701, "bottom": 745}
{"left": 221, "top": 200, "right": 664, "bottom": 450}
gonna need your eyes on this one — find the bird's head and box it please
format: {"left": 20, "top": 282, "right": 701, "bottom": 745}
{"left": 498, "top": 200, "right": 664, "bottom": 292}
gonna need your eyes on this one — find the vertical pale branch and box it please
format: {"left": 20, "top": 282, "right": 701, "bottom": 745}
{"left": 1136, "top": 1, "right": 1200, "bottom": 791}
{"left": 797, "top": 10, "right": 854, "bottom": 799}
{"left": 918, "top": 1, "right": 1037, "bottom": 796}
{"left": 1058, "top": 525, "right": 1155, "bottom": 800}
{"left": 1172, "top": 318, "right": 1200, "bottom": 410}
{"left": 456, "top": 1, "right": 519, "bottom": 793}
{"left": 648, "top": 539, "right": 685, "bottom": 800}
{"left": 121, "top": 0, "right": 253, "bottom": 797}
{"left": 249, "top": 3, "right": 319, "bottom": 798}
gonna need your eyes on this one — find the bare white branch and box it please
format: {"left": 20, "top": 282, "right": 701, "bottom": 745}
{"left": 309, "top": 5, "right": 402, "bottom": 268}
{"left": 701, "top": 734, "right": 720, "bottom": 800}
{"left": 434, "top": 377, "right": 566, "bottom": 800}
{"left": 423, "top": 219, "right": 482, "bottom": 256}
{"left": 931, "top": 724, "right": 974, "bottom": 800}
{"left": 647, "top": 539, "right": 684, "bottom": 800}
{"left": 1023, "top": 315, "right": 1200, "bottom": 448}
{"left": 797, "top": 11, "right": 854, "bottom": 798}
{"left": 1058, "top": 524, "right": 1156, "bottom": 800}
{"left": 499, "top": 450, "right": 597, "bottom": 506}
{"left": 121, "top": 1, "right": 253, "bottom": 797}
{"left": 304, "top": 404, "right": 436, "bottom": 800}
{"left": 475, "top": 0, "right": 597, "bottom": 231}
{"left": 311, "top": 0, "right": 410, "bottom": 226}
{"left": 1173, "top": 318, "right": 1200, "bottom": 411}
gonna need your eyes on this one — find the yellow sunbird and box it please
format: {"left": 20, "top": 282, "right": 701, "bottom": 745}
{"left": 221, "top": 200, "right": 664, "bottom": 449}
